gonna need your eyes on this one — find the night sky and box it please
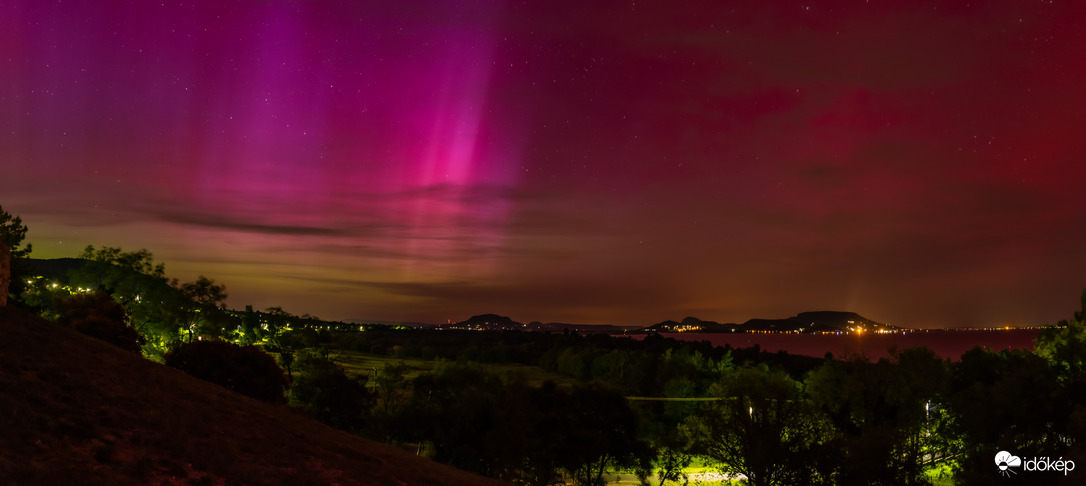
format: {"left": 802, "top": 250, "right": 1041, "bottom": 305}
{"left": 4, "top": 1, "right": 1085, "bottom": 328}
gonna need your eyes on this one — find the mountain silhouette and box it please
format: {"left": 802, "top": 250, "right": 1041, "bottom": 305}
{"left": 648, "top": 311, "right": 893, "bottom": 333}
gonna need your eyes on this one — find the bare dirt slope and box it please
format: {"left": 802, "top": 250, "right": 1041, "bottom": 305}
{"left": 0, "top": 307, "right": 508, "bottom": 486}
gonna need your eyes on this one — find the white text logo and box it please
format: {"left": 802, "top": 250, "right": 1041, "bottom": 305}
{"left": 996, "top": 450, "right": 1075, "bottom": 477}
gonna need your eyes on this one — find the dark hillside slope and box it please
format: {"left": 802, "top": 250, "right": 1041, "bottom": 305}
{"left": 0, "top": 307, "right": 509, "bottom": 486}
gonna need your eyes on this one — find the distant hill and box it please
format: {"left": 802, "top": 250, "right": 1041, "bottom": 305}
{"left": 645, "top": 316, "right": 736, "bottom": 333}
{"left": 0, "top": 306, "right": 508, "bottom": 485}
{"left": 442, "top": 313, "right": 526, "bottom": 330}
{"left": 439, "top": 314, "right": 637, "bottom": 333}
{"left": 21, "top": 257, "right": 86, "bottom": 280}
{"left": 447, "top": 311, "right": 895, "bottom": 334}
{"left": 348, "top": 318, "right": 438, "bottom": 328}
{"left": 647, "top": 311, "right": 895, "bottom": 333}
{"left": 763, "top": 311, "right": 890, "bottom": 332}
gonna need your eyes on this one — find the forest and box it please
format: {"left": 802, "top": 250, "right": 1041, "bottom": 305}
{"left": 2, "top": 205, "right": 1085, "bottom": 485}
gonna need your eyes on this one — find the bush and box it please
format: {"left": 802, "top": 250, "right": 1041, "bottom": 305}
{"left": 56, "top": 291, "right": 144, "bottom": 353}
{"left": 290, "top": 350, "right": 374, "bottom": 431}
{"left": 165, "top": 340, "right": 288, "bottom": 403}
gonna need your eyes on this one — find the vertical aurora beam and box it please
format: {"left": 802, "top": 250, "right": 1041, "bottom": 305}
{"left": 154, "top": 0, "right": 520, "bottom": 282}
{"left": 396, "top": 10, "right": 510, "bottom": 280}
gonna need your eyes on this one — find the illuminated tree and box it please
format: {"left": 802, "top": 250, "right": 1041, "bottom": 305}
{"left": 691, "top": 365, "right": 835, "bottom": 486}
{"left": 1035, "top": 288, "right": 1086, "bottom": 378}
{"left": 70, "top": 246, "right": 169, "bottom": 299}
{"left": 650, "top": 436, "right": 694, "bottom": 486}
{"left": 68, "top": 246, "right": 237, "bottom": 358}
{"left": 947, "top": 347, "right": 1065, "bottom": 484}
{"left": 68, "top": 246, "right": 178, "bottom": 356}
{"left": 259, "top": 306, "right": 305, "bottom": 377}
{"left": 805, "top": 349, "right": 950, "bottom": 486}
{"left": 176, "top": 275, "right": 231, "bottom": 343}
{"left": 235, "top": 304, "right": 260, "bottom": 344}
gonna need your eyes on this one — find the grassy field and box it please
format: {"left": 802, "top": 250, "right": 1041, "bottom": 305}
{"left": 607, "top": 471, "right": 740, "bottom": 485}
{"left": 330, "top": 349, "right": 582, "bottom": 387}
{"left": 605, "top": 456, "right": 744, "bottom": 486}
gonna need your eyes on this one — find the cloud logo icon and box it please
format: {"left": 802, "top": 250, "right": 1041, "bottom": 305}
{"left": 995, "top": 451, "right": 1022, "bottom": 477}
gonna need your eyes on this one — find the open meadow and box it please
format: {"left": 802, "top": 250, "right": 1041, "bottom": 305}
{"left": 331, "top": 349, "right": 581, "bottom": 388}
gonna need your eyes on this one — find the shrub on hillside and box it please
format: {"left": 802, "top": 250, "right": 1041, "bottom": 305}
{"left": 55, "top": 291, "right": 144, "bottom": 353}
{"left": 290, "top": 349, "right": 374, "bottom": 431}
{"left": 165, "top": 340, "right": 288, "bottom": 404}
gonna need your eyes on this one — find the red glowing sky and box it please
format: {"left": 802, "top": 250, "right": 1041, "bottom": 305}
{"left": 3, "top": 0, "right": 1085, "bottom": 327}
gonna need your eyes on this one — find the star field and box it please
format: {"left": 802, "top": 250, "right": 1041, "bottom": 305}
{"left": 3, "top": 0, "right": 1085, "bottom": 327}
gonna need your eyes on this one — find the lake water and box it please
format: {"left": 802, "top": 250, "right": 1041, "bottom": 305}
{"left": 629, "top": 329, "right": 1041, "bottom": 361}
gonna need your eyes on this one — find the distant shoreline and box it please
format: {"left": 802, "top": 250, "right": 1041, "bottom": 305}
{"left": 623, "top": 328, "right": 1041, "bottom": 361}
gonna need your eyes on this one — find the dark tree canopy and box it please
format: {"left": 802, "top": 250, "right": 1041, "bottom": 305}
{"left": 691, "top": 365, "right": 835, "bottom": 486}
{"left": 165, "top": 340, "right": 288, "bottom": 404}
{"left": 55, "top": 291, "right": 144, "bottom": 353}
{"left": 290, "top": 349, "right": 374, "bottom": 431}
{"left": 0, "top": 204, "right": 32, "bottom": 258}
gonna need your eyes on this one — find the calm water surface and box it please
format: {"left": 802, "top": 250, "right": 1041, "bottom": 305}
{"left": 632, "top": 329, "right": 1041, "bottom": 360}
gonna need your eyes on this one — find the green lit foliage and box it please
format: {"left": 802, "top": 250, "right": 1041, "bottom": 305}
{"left": 1035, "top": 288, "right": 1086, "bottom": 379}
{"left": 805, "top": 349, "right": 950, "bottom": 486}
{"left": 544, "top": 336, "right": 733, "bottom": 399}
{"left": 67, "top": 246, "right": 241, "bottom": 359}
{"left": 164, "top": 340, "right": 288, "bottom": 404}
{"left": 690, "top": 364, "right": 835, "bottom": 486}
{"left": 947, "top": 347, "right": 1065, "bottom": 484}
{"left": 255, "top": 306, "right": 319, "bottom": 378}
{"left": 290, "top": 349, "right": 374, "bottom": 431}
{"left": 176, "top": 275, "right": 231, "bottom": 343}
{"left": 655, "top": 346, "right": 730, "bottom": 417}
{"left": 235, "top": 305, "right": 260, "bottom": 345}
{"left": 68, "top": 246, "right": 180, "bottom": 356}
{"left": 19, "top": 277, "right": 77, "bottom": 320}
{"left": 944, "top": 289, "right": 1086, "bottom": 483}
{"left": 70, "top": 246, "right": 169, "bottom": 295}
{"left": 650, "top": 435, "right": 694, "bottom": 486}
{"left": 374, "top": 362, "right": 410, "bottom": 415}
{"left": 55, "top": 291, "right": 144, "bottom": 353}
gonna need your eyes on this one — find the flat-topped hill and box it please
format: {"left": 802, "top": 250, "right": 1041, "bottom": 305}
{"left": 0, "top": 306, "right": 509, "bottom": 485}
{"left": 646, "top": 311, "right": 894, "bottom": 333}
